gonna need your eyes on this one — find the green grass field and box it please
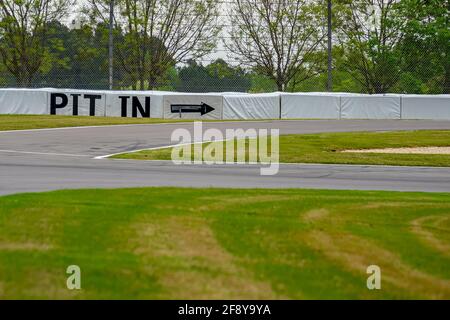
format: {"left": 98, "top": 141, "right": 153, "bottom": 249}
{"left": 114, "top": 130, "right": 450, "bottom": 167}
{"left": 0, "top": 187, "right": 449, "bottom": 299}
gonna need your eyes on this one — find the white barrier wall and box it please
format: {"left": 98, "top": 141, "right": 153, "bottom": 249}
{"left": 48, "top": 89, "right": 107, "bottom": 116}
{"left": 281, "top": 93, "right": 341, "bottom": 119}
{"left": 1, "top": 88, "right": 449, "bottom": 120}
{"left": 340, "top": 94, "right": 401, "bottom": 119}
{"left": 0, "top": 88, "right": 48, "bottom": 114}
{"left": 401, "top": 95, "right": 450, "bottom": 120}
{"left": 163, "top": 93, "right": 223, "bottom": 120}
{"left": 105, "top": 90, "right": 164, "bottom": 118}
{"left": 223, "top": 93, "right": 280, "bottom": 119}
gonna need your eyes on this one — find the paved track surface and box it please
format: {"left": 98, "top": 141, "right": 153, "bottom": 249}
{"left": 1, "top": 120, "right": 450, "bottom": 195}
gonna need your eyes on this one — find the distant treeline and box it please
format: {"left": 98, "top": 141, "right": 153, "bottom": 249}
{"left": 0, "top": 0, "right": 448, "bottom": 93}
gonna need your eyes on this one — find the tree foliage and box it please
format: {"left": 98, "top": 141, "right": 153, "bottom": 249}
{"left": 0, "top": 0, "right": 72, "bottom": 86}
{"left": 0, "top": 0, "right": 447, "bottom": 94}
{"left": 87, "top": 0, "right": 220, "bottom": 89}
{"left": 397, "top": 0, "right": 449, "bottom": 93}
{"left": 334, "top": 0, "right": 408, "bottom": 93}
{"left": 176, "top": 59, "right": 251, "bottom": 92}
{"left": 227, "top": 0, "right": 326, "bottom": 91}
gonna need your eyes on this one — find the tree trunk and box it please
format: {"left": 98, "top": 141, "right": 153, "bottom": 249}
{"left": 26, "top": 73, "right": 34, "bottom": 88}
{"left": 276, "top": 78, "right": 284, "bottom": 92}
{"left": 444, "top": 62, "right": 450, "bottom": 94}
{"left": 16, "top": 73, "right": 27, "bottom": 88}
{"left": 148, "top": 74, "right": 158, "bottom": 90}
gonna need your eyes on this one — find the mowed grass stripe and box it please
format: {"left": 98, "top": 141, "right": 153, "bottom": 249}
{"left": 0, "top": 187, "right": 449, "bottom": 299}
{"left": 114, "top": 130, "right": 450, "bottom": 167}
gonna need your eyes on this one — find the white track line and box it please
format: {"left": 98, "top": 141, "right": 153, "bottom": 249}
{"left": 0, "top": 123, "right": 184, "bottom": 133}
{"left": 0, "top": 120, "right": 280, "bottom": 134}
{"left": 0, "top": 119, "right": 446, "bottom": 134}
{"left": 93, "top": 138, "right": 236, "bottom": 159}
{"left": 94, "top": 145, "right": 182, "bottom": 159}
{"left": 94, "top": 133, "right": 262, "bottom": 159}
{"left": 0, "top": 149, "right": 90, "bottom": 157}
{"left": 104, "top": 157, "right": 450, "bottom": 170}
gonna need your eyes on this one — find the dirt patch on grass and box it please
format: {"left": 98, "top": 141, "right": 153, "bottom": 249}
{"left": 24, "top": 271, "right": 81, "bottom": 299}
{"left": 200, "top": 194, "right": 295, "bottom": 205}
{"left": 303, "top": 230, "right": 450, "bottom": 299}
{"left": 0, "top": 242, "right": 53, "bottom": 251}
{"left": 342, "top": 147, "right": 450, "bottom": 154}
{"left": 303, "top": 208, "right": 329, "bottom": 222}
{"left": 361, "top": 202, "right": 415, "bottom": 209}
{"left": 0, "top": 270, "right": 80, "bottom": 299}
{"left": 411, "top": 216, "right": 450, "bottom": 257}
{"left": 131, "top": 216, "right": 278, "bottom": 299}
{"left": 196, "top": 195, "right": 295, "bottom": 212}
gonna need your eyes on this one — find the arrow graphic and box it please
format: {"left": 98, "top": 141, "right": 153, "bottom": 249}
{"left": 171, "top": 103, "right": 215, "bottom": 116}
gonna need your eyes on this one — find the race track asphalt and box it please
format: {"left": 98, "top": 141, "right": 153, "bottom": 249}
{"left": 1, "top": 119, "right": 450, "bottom": 195}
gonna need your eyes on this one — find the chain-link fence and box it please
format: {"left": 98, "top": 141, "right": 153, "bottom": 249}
{"left": 0, "top": 0, "right": 448, "bottom": 93}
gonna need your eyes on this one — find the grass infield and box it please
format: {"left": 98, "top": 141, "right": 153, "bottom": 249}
{"left": 0, "top": 115, "right": 196, "bottom": 131}
{"left": 114, "top": 130, "right": 450, "bottom": 167}
{"left": 0, "top": 115, "right": 281, "bottom": 131}
{"left": 0, "top": 187, "right": 449, "bottom": 299}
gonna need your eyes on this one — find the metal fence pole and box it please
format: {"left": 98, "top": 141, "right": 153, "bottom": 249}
{"left": 327, "top": 0, "right": 333, "bottom": 92}
{"left": 109, "top": 0, "right": 114, "bottom": 90}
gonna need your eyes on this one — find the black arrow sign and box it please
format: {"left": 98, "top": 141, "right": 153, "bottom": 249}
{"left": 171, "top": 103, "right": 215, "bottom": 116}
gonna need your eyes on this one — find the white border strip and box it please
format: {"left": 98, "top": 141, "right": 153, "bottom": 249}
{"left": 0, "top": 149, "right": 90, "bottom": 157}
{"left": 94, "top": 133, "right": 262, "bottom": 159}
{"left": 102, "top": 157, "right": 450, "bottom": 170}
{"left": 0, "top": 119, "right": 283, "bottom": 134}
{"left": 93, "top": 138, "right": 238, "bottom": 159}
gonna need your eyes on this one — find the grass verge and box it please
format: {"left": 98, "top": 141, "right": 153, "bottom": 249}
{"left": 0, "top": 187, "right": 449, "bottom": 299}
{"left": 0, "top": 115, "right": 197, "bottom": 131}
{"left": 113, "top": 130, "right": 450, "bottom": 167}
{"left": 0, "top": 115, "right": 285, "bottom": 131}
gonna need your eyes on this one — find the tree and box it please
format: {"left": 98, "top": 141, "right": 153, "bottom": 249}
{"left": 39, "top": 21, "right": 111, "bottom": 89}
{"left": 205, "top": 59, "right": 251, "bottom": 92}
{"left": 398, "top": 0, "right": 449, "bottom": 93}
{"left": 227, "top": 0, "right": 325, "bottom": 91}
{"left": 336, "top": 0, "right": 407, "bottom": 93}
{"left": 176, "top": 59, "right": 251, "bottom": 92}
{"left": 0, "top": 0, "right": 72, "bottom": 87}
{"left": 0, "top": 59, "right": 7, "bottom": 86}
{"left": 88, "top": 0, "right": 220, "bottom": 90}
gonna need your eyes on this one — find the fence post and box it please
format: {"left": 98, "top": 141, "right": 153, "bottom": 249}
{"left": 109, "top": 0, "right": 114, "bottom": 90}
{"left": 327, "top": 0, "right": 333, "bottom": 92}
